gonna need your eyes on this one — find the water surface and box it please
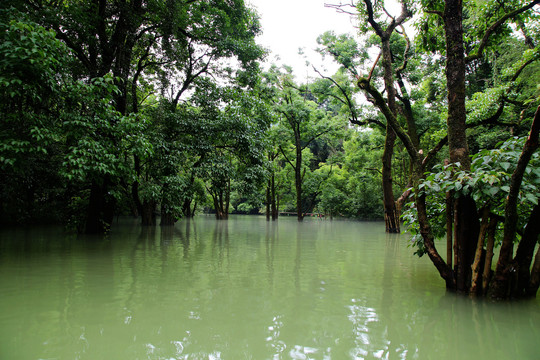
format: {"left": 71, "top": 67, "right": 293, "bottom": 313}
{"left": 1, "top": 216, "right": 538, "bottom": 359}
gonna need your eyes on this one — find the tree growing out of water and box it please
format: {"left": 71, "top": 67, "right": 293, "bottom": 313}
{"left": 267, "top": 66, "right": 345, "bottom": 221}
{"left": 326, "top": 0, "right": 540, "bottom": 298}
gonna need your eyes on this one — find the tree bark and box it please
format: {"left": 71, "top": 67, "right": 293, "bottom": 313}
{"left": 141, "top": 200, "right": 156, "bottom": 226}
{"left": 85, "top": 178, "right": 116, "bottom": 234}
{"left": 527, "top": 247, "right": 540, "bottom": 297}
{"left": 512, "top": 204, "right": 540, "bottom": 298}
{"left": 382, "top": 126, "right": 399, "bottom": 232}
{"left": 271, "top": 174, "right": 278, "bottom": 220}
{"left": 481, "top": 216, "right": 498, "bottom": 296}
{"left": 470, "top": 207, "right": 490, "bottom": 295}
{"left": 294, "top": 128, "right": 304, "bottom": 222}
{"left": 444, "top": 0, "right": 481, "bottom": 293}
{"left": 491, "top": 105, "right": 540, "bottom": 299}
{"left": 266, "top": 181, "right": 271, "bottom": 221}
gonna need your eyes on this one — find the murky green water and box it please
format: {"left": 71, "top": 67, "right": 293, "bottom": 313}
{"left": 0, "top": 216, "right": 538, "bottom": 360}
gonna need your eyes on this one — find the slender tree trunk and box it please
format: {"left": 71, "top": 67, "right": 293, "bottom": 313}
{"left": 271, "top": 174, "right": 278, "bottom": 220}
{"left": 266, "top": 180, "right": 271, "bottom": 221}
{"left": 491, "top": 106, "right": 540, "bottom": 298}
{"left": 294, "top": 131, "right": 304, "bottom": 222}
{"left": 512, "top": 204, "right": 540, "bottom": 298}
{"left": 482, "top": 216, "right": 498, "bottom": 296}
{"left": 470, "top": 207, "right": 490, "bottom": 295}
{"left": 446, "top": 190, "right": 453, "bottom": 269}
{"left": 417, "top": 191, "right": 455, "bottom": 289}
{"left": 382, "top": 125, "right": 399, "bottom": 232}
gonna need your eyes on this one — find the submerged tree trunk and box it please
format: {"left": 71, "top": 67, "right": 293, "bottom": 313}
{"left": 294, "top": 131, "right": 304, "bottom": 222}
{"left": 266, "top": 182, "right": 271, "bottom": 221}
{"left": 382, "top": 125, "right": 399, "bottom": 232}
{"left": 511, "top": 204, "right": 540, "bottom": 298}
{"left": 490, "top": 106, "right": 540, "bottom": 299}
{"left": 141, "top": 200, "right": 156, "bottom": 226}
{"left": 444, "top": 0, "right": 481, "bottom": 293}
{"left": 160, "top": 204, "right": 177, "bottom": 226}
{"left": 85, "top": 179, "right": 116, "bottom": 234}
{"left": 271, "top": 174, "right": 278, "bottom": 220}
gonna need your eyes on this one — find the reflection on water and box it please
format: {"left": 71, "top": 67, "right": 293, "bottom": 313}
{"left": 0, "top": 216, "right": 538, "bottom": 359}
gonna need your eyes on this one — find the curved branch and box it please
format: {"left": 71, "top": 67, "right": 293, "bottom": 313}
{"left": 492, "top": 104, "right": 540, "bottom": 298}
{"left": 312, "top": 66, "right": 360, "bottom": 123}
{"left": 465, "top": 0, "right": 540, "bottom": 63}
{"left": 422, "top": 135, "right": 448, "bottom": 168}
{"left": 357, "top": 77, "right": 420, "bottom": 165}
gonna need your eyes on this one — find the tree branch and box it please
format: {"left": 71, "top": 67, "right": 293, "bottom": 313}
{"left": 367, "top": 51, "right": 382, "bottom": 82}
{"left": 425, "top": 9, "right": 444, "bottom": 18}
{"left": 279, "top": 145, "right": 296, "bottom": 171}
{"left": 357, "top": 77, "right": 421, "bottom": 165}
{"left": 465, "top": 0, "right": 540, "bottom": 63}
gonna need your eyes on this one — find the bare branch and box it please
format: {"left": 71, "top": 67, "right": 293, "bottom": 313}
{"left": 367, "top": 51, "right": 382, "bottom": 82}
{"left": 324, "top": 1, "right": 358, "bottom": 16}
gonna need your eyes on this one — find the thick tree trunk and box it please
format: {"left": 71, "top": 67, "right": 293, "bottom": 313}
{"left": 454, "top": 196, "right": 480, "bottom": 292}
{"left": 380, "top": 36, "right": 400, "bottom": 233}
{"left": 85, "top": 179, "right": 115, "bottom": 234}
{"left": 160, "top": 204, "right": 177, "bottom": 226}
{"left": 444, "top": 0, "right": 481, "bottom": 293}
{"left": 141, "top": 200, "right": 156, "bottom": 226}
{"left": 527, "top": 247, "right": 540, "bottom": 297}
{"left": 182, "top": 198, "right": 193, "bottom": 218}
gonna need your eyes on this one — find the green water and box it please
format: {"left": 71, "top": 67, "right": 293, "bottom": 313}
{"left": 0, "top": 216, "right": 538, "bottom": 360}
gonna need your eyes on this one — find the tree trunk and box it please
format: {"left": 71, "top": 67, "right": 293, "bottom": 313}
{"left": 85, "top": 179, "right": 115, "bottom": 234}
{"left": 141, "top": 200, "right": 156, "bottom": 226}
{"left": 271, "top": 174, "right": 278, "bottom": 220}
{"left": 160, "top": 204, "right": 177, "bottom": 226}
{"left": 212, "top": 190, "right": 229, "bottom": 220}
{"left": 444, "top": 0, "right": 480, "bottom": 293}
{"left": 491, "top": 105, "right": 539, "bottom": 299}
{"left": 527, "top": 247, "right": 540, "bottom": 297}
{"left": 266, "top": 180, "right": 271, "bottom": 221}
{"left": 470, "top": 207, "right": 490, "bottom": 295}
{"left": 446, "top": 189, "right": 453, "bottom": 269}
{"left": 294, "top": 131, "right": 304, "bottom": 222}
{"left": 183, "top": 198, "right": 193, "bottom": 218}
{"left": 512, "top": 204, "right": 540, "bottom": 298}
{"left": 481, "top": 216, "right": 498, "bottom": 296}
{"left": 380, "top": 35, "right": 400, "bottom": 233}
{"left": 382, "top": 125, "right": 399, "bottom": 232}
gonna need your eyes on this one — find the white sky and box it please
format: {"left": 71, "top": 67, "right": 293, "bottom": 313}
{"left": 247, "top": 0, "right": 358, "bottom": 80}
